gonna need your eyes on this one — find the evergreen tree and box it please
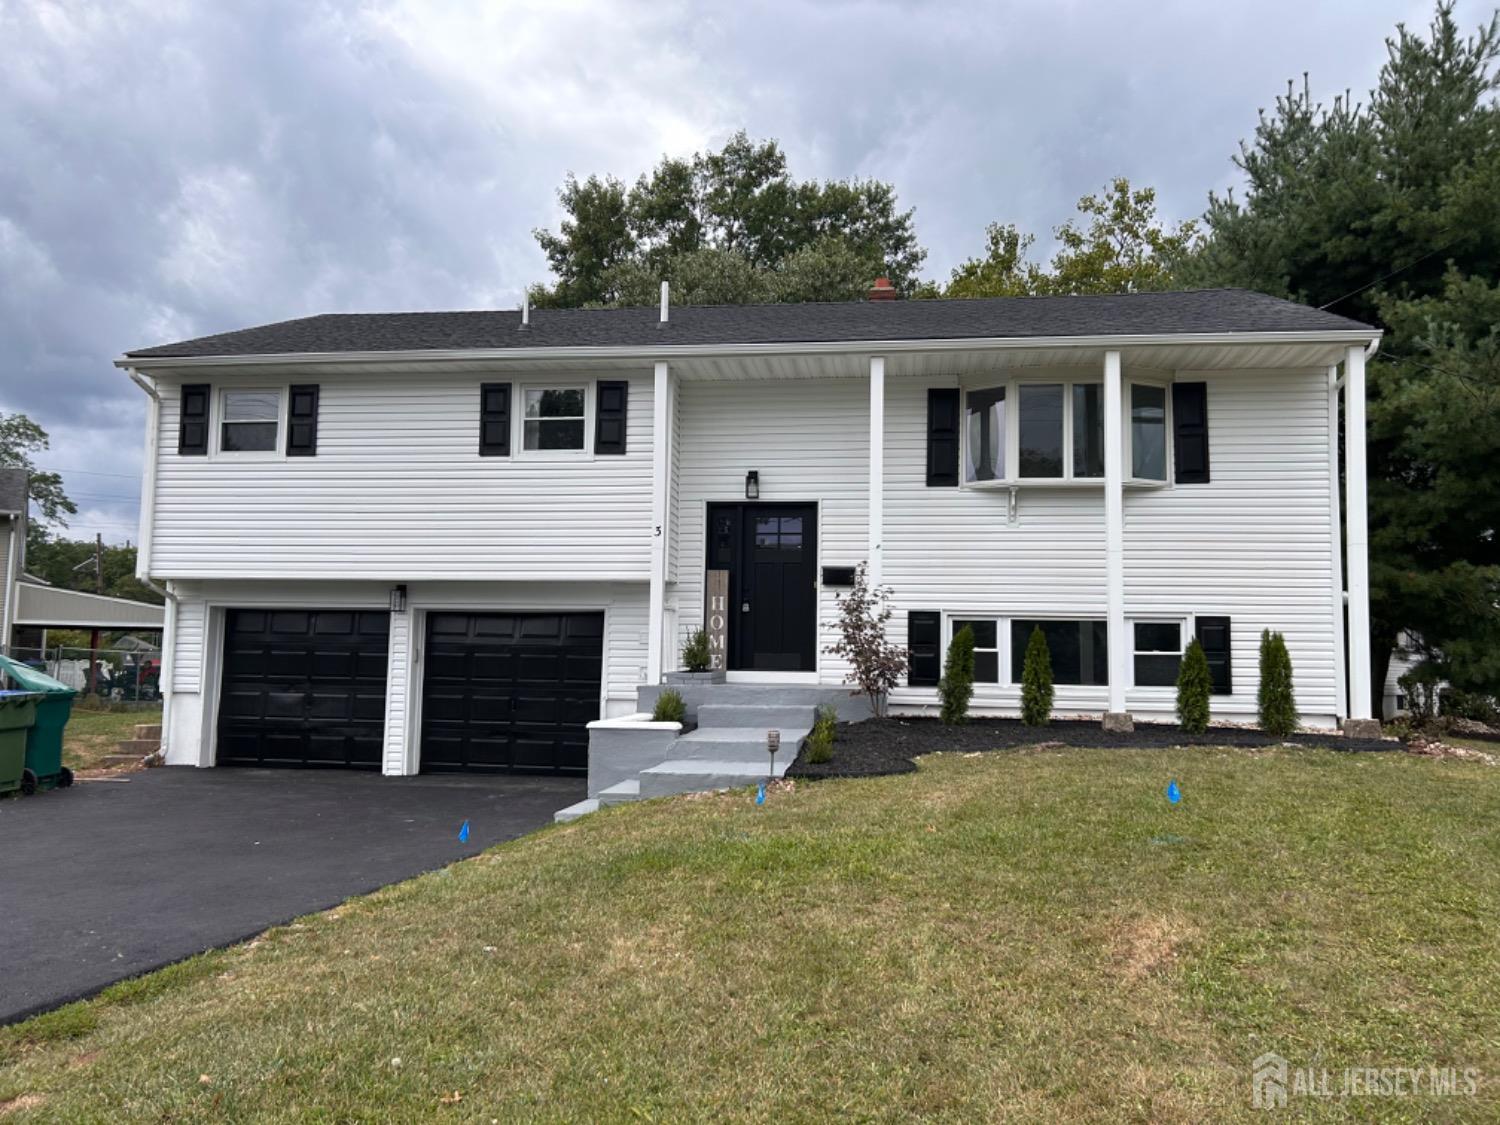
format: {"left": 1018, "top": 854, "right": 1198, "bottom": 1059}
{"left": 939, "top": 624, "right": 975, "bottom": 725}
{"left": 1258, "top": 630, "right": 1300, "bottom": 736}
{"left": 1182, "top": 3, "right": 1500, "bottom": 702}
{"left": 1020, "top": 626, "right": 1054, "bottom": 727}
{"left": 1176, "top": 638, "right": 1212, "bottom": 735}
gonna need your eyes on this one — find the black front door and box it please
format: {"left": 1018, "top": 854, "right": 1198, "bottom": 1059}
{"left": 707, "top": 503, "right": 818, "bottom": 672}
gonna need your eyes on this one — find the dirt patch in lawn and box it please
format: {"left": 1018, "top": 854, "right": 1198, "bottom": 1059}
{"left": 788, "top": 716, "right": 1398, "bottom": 778}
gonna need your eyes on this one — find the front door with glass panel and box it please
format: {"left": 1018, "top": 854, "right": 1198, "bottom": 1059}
{"left": 706, "top": 503, "right": 818, "bottom": 672}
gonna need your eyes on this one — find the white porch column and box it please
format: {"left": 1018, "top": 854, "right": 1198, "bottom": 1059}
{"left": 1103, "top": 349, "right": 1131, "bottom": 726}
{"left": 868, "top": 355, "right": 885, "bottom": 588}
{"left": 1344, "top": 345, "right": 1374, "bottom": 724}
{"left": 1327, "top": 365, "right": 1348, "bottom": 720}
{"left": 647, "top": 360, "right": 672, "bottom": 685}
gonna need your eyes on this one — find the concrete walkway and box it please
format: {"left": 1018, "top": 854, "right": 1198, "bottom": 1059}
{"left": 0, "top": 767, "right": 583, "bottom": 1024}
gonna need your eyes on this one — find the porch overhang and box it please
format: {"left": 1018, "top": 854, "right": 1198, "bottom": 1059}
{"left": 11, "top": 581, "right": 166, "bottom": 631}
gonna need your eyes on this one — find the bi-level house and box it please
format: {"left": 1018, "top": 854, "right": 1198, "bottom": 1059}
{"left": 120, "top": 285, "right": 1382, "bottom": 788}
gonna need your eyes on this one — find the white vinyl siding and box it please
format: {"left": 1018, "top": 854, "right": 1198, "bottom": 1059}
{"left": 149, "top": 371, "right": 654, "bottom": 580}
{"left": 669, "top": 376, "right": 869, "bottom": 681}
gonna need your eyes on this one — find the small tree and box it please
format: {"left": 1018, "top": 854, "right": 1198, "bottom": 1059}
{"left": 939, "top": 625, "right": 975, "bottom": 725}
{"left": 1176, "top": 638, "right": 1212, "bottom": 734}
{"left": 805, "top": 703, "right": 838, "bottom": 764}
{"left": 824, "top": 562, "right": 907, "bottom": 718}
{"left": 680, "top": 628, "right": 711, "bottom": 673}
{"left": 1258, "top": 629, "right": 1299, "bottom": 736}
{"left": 1020, "top": 625, "right": 1053, "bottom": 726}
{"left": 651, "top": 688, "right": 687, "bottom": 724}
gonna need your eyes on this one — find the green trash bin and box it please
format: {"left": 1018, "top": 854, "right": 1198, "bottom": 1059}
{"left": 0, "top": 692, "right": 41, "bottom": 797}
{"left": 0, "top": 656, "right": 78, "bottom": 794}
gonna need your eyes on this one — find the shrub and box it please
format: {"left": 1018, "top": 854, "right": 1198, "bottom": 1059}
{"left": 805, "top": 703, "right": 837, "bottom": 764}
{"left": 680, "top": 628, "right": 711, "bottom": 673}
{"left": 1442, "top": 688, "right": 1500, "bottom": 727}
{"left": 1257, "top": 629, "right": 1299, "bottom": 736}
{"left": 1397, "top": 662, "right": 1442, "bottom": 724}
{"left": 824, "top": 562, "right": 907, "bottom": 717}
{"left": 939, "top": 624, "right": 975, "bottom": 725}
{"left": 651, "top": 688, "right": 687, "bottom": 724}
{"left": 1176, "top": 637, "right": 1212, "bottom": 734}
{"left": 1020, "top": 625, "right": 1053, "bottom": 726}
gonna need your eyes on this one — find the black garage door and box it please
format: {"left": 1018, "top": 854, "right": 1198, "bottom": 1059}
{"left": 217, "top": 609, "right": 389, "bottom": 769}
{"left": 420, "top": 612, "right": 603, "bottom": 774}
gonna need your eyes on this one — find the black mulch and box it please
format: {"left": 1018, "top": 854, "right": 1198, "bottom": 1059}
{"left": 787, "top": 716, "right": 1401, "bottom": 779}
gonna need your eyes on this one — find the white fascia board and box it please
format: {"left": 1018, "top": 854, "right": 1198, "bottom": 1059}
{"left": 115, "top": 328, "right": 1383, "bottom": 372}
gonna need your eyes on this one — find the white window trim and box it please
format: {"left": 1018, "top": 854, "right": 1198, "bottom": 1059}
{"left": 1130, "top": 616, "right": 1188, "bottom": 690}
{"left": 516, "top": 381, "right": 595, "bottom": 461}
{"left": 945, "top": 613, "right": 1002, "bottom": 685}
{"left": 214, "top": 385, "right": 287, "bottom": 459}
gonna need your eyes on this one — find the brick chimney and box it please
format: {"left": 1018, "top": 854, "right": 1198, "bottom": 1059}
{"left": 868, "top": 276, "right": 897, "bottom": 301}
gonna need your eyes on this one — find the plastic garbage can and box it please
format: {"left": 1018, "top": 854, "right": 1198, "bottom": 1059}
{"left": 0, "top": 656, "right": 78, "bottom": 793}
{"left": 0, "top": 691, "right": 41, "bottom": 797}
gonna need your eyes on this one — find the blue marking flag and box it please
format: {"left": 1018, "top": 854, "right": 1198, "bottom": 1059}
{"left": 1165, "top": 780, "right": 1181, "bottom": 805}
{"left": 755, "top": 781, "right": 767, "bottom": 805}
{"left": 458, "top": 819, "right": 470, "bottom": 842}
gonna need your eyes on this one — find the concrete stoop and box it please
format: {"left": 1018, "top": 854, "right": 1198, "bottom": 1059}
{"left": 556, "top": 690, "right": 831, "bottom": 821}
{"left": 105, "top": 723, "right": 163, "bottom": 768}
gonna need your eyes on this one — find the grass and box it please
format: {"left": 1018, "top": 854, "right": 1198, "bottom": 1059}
{"left": 2, "top": 745, "right": 1497, "bottom": 1121}
{"left": 61, "top": 705, "right": 161, "bottom": 771}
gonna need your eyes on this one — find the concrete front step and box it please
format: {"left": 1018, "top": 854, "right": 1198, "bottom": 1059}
{"left": 133, "top": 724, "right": 162, "bottom": 740}
{"left": 638, "top": 757, "right": 790, "bottom": 799}
{"left": 638, "top": 683, "right": 869, "bottom": 722}
{"left": 696, "top": 703, "right": 816, "bottom": 730}
{"left": 554, "top": 798, "right": 601, "bottom": 823}
{"left": 596, "top": 778, "right": 641, "bottom": 807}
{"left": 672, "top": 725, "right": 809, "bottom": 761}
{"left": 114, "top": 739, "right": 161, "bottom": 756}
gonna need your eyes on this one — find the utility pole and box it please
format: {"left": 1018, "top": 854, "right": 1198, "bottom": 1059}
{"left": 87, "top": 534, "right": 102, "bottom": 697}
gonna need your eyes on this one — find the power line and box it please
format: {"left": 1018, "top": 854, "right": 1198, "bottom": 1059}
{"left": 1318, "top": 232, "right": 1466, "bottom": 311}
{"left": 42, "top": 468, "right": 141, "bottom": 479}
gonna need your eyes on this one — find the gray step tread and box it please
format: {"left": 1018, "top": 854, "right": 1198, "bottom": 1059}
{"left": 641, "top": 758, "right": 792, "bottom": 778}
{"left": 554, "top": 798, "right": 600, "bottom": 823}
{"left": 676, "top": 726, "right": 810, "bottom": 744}
{"left": 598, "top": 779, "right": 641, "bottom": 797}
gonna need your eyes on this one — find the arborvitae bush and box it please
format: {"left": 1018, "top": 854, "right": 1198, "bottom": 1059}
{"left": 652, "top": 688, "right": 687, "bottom": 724}
{"left": 939, "top": 624, "right": 976, "bottom": 725}
{"left": 806, "top": 703, "right": 838, "bottom": 763}
{"left": 680, "top": 628, "right": 711, "bottom": 673}
{"left": 1020, "top": 625, "right": 1054, "bottom": 727}
{"left": 1176, "top": 637, "right": 1212, "bottom": 734}
{"left": 1257, "top": 629, "right": 1299, "bottom": 736}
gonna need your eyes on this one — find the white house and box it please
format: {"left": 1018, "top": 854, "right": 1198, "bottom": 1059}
{"left": 119, "top": 286, "right": 1382, "bottom": 779}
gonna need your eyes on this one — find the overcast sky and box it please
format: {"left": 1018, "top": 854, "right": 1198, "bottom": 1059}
{"left": 0, "top": 0, "right": 1482, "bottom": 545}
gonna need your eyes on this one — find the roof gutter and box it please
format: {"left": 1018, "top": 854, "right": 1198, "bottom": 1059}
{"left": 115, "top": 328, "right": 1383, "bottom": 371}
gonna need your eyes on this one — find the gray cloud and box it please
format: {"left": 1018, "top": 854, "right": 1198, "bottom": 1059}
{"left": 0, "top": 0, "right": 1471, "bottom": 541}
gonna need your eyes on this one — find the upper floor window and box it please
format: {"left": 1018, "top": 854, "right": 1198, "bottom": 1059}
{"left": 964, "top": 387, "right": 1005, "bottom": 482}
{"left": 220, "top": 389, "right": 280, "bottom": 452}
{"left": 1018, "top": 384, "right": 1064, "bottom": 478}
{"left": 523, "top": 386, "right": 586, "bottom": 451}
{"left": 1131, "top": 384, "right": 1167, "bottom": 480}
{"left": 964, "top": 380, "right": 1104, "bottom": 483}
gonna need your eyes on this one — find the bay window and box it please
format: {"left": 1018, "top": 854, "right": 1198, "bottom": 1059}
{"left": 1072, "top": 383, "right": 1104, "bottom": 477}
{"left": 1131, "top": 383, "right": 1167, "bottom": 480}
{"left": 1018, "top": 384, "right": 1065, "bottom": 478}
{"left": 964, "top": 387, "right": 1005, "bottom": 483}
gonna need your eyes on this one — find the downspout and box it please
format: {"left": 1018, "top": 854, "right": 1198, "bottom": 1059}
{"left": 127, "top": 366, "right": 175, "bottom": 759}
{"left": 1, "top": 512, "right": 19, "bottom": 655}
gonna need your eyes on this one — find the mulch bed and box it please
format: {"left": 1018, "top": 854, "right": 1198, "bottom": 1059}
{"left": 788, "top": 716, "right": 1400, "bottom": 780}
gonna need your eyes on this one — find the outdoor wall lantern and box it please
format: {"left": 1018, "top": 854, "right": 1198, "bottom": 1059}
{"left": 389, "top": 584, "right": 408, "bottom": 613}
{"left": 745, "top": 470, "right": 760, "bottom": 500}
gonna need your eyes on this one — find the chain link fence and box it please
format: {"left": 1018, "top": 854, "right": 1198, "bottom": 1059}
{"left": 2, "top": 644, "right": 162, "bottom": 704}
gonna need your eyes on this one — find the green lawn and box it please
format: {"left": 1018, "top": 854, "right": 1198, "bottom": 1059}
{"left": 61, "top": 706, "right": 161, "bottom": 771}
{"left": 2, "top": 745, "right": 1497, "bottom": 1122}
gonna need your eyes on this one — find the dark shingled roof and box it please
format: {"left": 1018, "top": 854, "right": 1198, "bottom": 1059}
{"left": 124, "top": 288, "right": 1374, "bottom": 359}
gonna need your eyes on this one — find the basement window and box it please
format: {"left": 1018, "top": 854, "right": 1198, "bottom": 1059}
{"left": 1011, "top": 619, "right": 1109, "bottom": 686}
{"left": 219, "top": 389, "right": 281, "bottom": 453}
{"left": 1133, "top": 621, "right": 1183, "bottom": 687}
{"left": 950, "top": 618, "right": 999, "bottom": 683}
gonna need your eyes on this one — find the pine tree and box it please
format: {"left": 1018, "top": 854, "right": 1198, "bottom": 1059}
{"left": 1258, "top": 629, "right": 1299, "bottom": 736}
{"left": 1020, "top": 626, "right": 1054, "bottom": 727}
{"left": 939, "top": 625, "right": 975, "bottom": 725}
{"left": 1176, "top": 638, "right": 1212, "bottom": 734}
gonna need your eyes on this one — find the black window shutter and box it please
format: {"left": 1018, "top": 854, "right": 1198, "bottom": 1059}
{"left": 595, "top": 380, "right": 628, "bottom": 455}
{"left": 1195, "top": 616, "right": 1232, "bottom": 695}
{"left": 926, "top": 388, "right": 960, "bottom": 487}
{"left": 479, "top": 383, "right": 511, "bottom": 456}
{"left": 1172, "top": 382, "right": 1210, "bottom": 484}
{"left": 178, "top": 384, "right": 210, "bottom": 455}
{"left": 286, "top": 384, "right": 319, "bottom": 456}
{"left": 908, "top": 610, "right": 942, "bottom": 686}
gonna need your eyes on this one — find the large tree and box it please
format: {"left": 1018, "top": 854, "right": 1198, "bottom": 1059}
{"left": 0, "top": 412, "right": 75, "bottom": 528}
{"left": 530, "top": 132, "right": 925, "bottom": 307}
{"left": 943, "top": 179, "right": 1198, "bottom": 298}
{"left": 1180, "top": 2, "right": 1500, "bottom": 703}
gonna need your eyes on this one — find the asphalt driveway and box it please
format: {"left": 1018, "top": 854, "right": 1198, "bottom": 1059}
{"left": 0, "top": 767, "right": 583, "bottom": 1024}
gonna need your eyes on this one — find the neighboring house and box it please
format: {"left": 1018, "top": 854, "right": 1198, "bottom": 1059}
{"left": 118, "top": 286, "right": 1383, "bottom": 776}
{"left": 1382, "top": 632, "right": 1446, "bottom": 720}
{"left": 0, "top": 469, "right": 165, "bottom": 655}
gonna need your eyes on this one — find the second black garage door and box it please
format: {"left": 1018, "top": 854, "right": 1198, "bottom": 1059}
{"left": 217, "top": 609, "right": 390, "bottom": 769}
{"left": 420, "top": 612, "right": 603, "bottom": 774}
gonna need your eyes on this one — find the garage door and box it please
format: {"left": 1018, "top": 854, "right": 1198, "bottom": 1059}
{"left": 420, "top": 612, "right": 603, "bottom": 774}
{"left": 217, "top": 609, "right": 390, "bottom": 769}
